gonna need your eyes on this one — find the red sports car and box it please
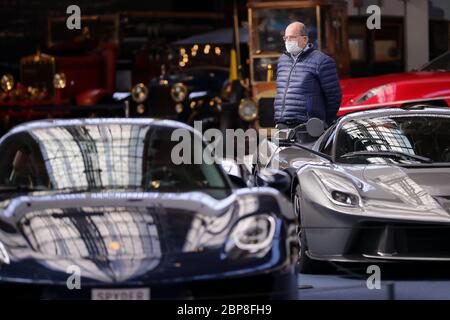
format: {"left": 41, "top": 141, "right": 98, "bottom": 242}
{"left": 339, "top": 51, "right": 450, "bottom": 116}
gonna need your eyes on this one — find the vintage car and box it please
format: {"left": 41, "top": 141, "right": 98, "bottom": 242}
{"left": 0, "top": 19, "right": 125, "bottom": 134}
{"left": 128, "top": 66, "right": 230, "bottom": 130}
{"left": 339, "top": 51, "right": 450, "bottom": 116}
{"left": 0, "top": 118, "right": 298, "bottom": 299}
{"left": 254, "top": 106, "right": 450, "bottom": 274}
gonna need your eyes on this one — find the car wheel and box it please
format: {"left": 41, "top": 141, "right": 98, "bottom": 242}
{"left": 294, "top": 184, "right": 329, "bottom": 275}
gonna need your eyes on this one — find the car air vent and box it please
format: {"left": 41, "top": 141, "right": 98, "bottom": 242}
{"left": 258, "top": 98, "right": 275, "bottom": 127}
{"left": 0, "top": 219, "right": 16, "bottom": 234}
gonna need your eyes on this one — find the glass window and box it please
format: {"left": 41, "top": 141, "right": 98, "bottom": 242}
{"left": 336, "top": 116, "right": 450, "bottom": 164}
{"left": 253, "top": 57, "right": 279, "bottom": 82}
{"left": 0, "top": 133, "right": 50, "bottom": 189}
{"left": 251, "top": 7, "right": 318, "bottom": 55}
{"left": 318, "top": 125, "right": 336, "bottom": 155}
{"left": 0, "top": 124, "right": 230, "bottom": 193}
{"left": 374, "top": 40, "right": 400, "bottom": 62}
{"left": 349, "top": 39, "right": 365, "bottom": 61}
{"left": 421, "top": 52, "right": 450, "bottom": 72}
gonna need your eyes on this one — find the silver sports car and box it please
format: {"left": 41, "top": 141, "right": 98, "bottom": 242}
{"left": 255, "top": 106, "right": 450, "bottom": 274}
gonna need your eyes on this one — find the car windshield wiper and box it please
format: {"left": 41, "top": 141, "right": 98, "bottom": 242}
{"left": 339, "top": 150, "right": 433, "bottom": 163}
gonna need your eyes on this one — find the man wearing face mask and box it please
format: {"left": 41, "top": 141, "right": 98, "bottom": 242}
{"left": 274, "top": 22, "right": 342, "bottom": 128}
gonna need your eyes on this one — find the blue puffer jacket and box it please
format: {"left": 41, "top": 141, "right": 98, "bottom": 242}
{"left": 274, "top": 43, "right": 342, "bottom": 126}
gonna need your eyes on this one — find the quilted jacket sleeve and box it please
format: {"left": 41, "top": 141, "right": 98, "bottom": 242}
{"left": 317, "top": 56, "right": 342, "bottom": 125}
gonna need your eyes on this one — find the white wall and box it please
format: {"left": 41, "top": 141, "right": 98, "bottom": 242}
{"left": 405, "top": 0, "right": 429, "bottom": 70}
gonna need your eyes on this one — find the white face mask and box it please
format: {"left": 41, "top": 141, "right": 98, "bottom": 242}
{"left": 285, "top": 41, "right": 302, "bottom": 55}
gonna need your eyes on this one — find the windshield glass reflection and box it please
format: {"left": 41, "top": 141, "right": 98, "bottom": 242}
{"left": 0, "top": 124, "right": 229, "bottom": 193}
{"left": 336, "top": 116, "right": 450, "bottom": 164}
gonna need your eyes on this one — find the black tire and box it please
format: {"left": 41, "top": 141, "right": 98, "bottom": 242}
{"left": 293, "top": 184, "right": 330, "bottom": 274}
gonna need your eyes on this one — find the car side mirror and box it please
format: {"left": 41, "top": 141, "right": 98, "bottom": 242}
{"left": 256, "top": 168, "right": 291, "bottom": 193}
{"left": 306, "top": 118, "right": 325, "bottom": 137}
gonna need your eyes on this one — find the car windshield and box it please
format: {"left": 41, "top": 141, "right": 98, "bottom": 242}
{"left": 0, "top": 124, "right": 229, "bottom": 194}
{"left": 336, "top": 115, "right": 450, "bottom": 165}
{"left": 420, "top": 52, "right": 450, "bottom": 72}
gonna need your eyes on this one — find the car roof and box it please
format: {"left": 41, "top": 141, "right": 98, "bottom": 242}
{"left": 0, "top": 118, "right": 196, "bottom": 144}
{"left": 337, "top": 107, "right": 450, "bottom": 125}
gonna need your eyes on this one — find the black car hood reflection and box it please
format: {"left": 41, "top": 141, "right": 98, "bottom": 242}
{"left": 0, "top": 188, "right": 289, "bottom": 285}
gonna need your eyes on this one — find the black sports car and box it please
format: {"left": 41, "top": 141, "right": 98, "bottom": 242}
{"left": 254, "top": 106, "right": 450, "bottom": 274}
{"left": 0, "top": 118, "right": 298, "bottom": 299}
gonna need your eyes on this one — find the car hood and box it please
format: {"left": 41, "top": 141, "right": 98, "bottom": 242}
{"left": 0, "top": 189, "right": 291, "bottom": 285}
{"left": 340, "top": 71, "right": 449, "bottom": 106}
{"left": 357, "top": 165, "right": 450, "bottom": 219}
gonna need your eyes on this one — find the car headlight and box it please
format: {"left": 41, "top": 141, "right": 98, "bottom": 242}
{"left": 1, "top": 74, "right": 14, "bottom": 92}
{"left": 131, "top": 83, "right": 148, "bottom": 103}
{"left": 171, "top": 82, "right": 187, "bottom": 102}
{"left": 355, "top": 85, "right": 387, "bottom": 104}
{"left": 53, "top": 73, "right": 67, "bottom": 89}
{"left": 224, "top": 214, "right": 276, "bottom": 254}
{"left": 136, "top": 104, "right": 146, "bottom": 114}
{"left": 330, "top": 190, "right": 359, "bottom": 206}
{"left": 239, "top": 98, "right": 257, "bottom": 121}
{"left": 175, "top": 103, "right": 184, "bottom": 113}
{"left": 313, "top": 170, "right": 361, "bottom": 207}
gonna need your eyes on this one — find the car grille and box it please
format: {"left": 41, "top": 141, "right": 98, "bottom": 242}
{"left": 351, "top": 222, "right": 450, "bottom": 258}
{"left": 20, "top": 52, "right": 55, "bottom": 96}
{"left": 148, "top": 87, "right": 177, "bottom": 118}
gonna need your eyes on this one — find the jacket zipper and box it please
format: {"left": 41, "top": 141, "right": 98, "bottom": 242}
{"left": 279, "top": 54, "right": 302, "bottom": 121}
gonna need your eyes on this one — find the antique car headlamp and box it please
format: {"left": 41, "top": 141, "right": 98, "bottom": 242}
{"left": 131, "top": 83, "right": 149, "bottom": 103}
{"left": 53, "top": 73, "right": 67, "bottom": 89}
{"left": 224, "top": 214, "right": 276, "bottom": 254}
{"left": 239, "top": 98, "right": 257, "bottom": 121}
{"left": 175, "top": 103, "right": 184, "bottom": 113}
{"left": 1, "top": 74, "right": 15, "bottom": 92}
{"left": 171, "top": 82, "right": 187, "bottom": 102}
{"left": 355, "top": 85, "right": 387, "bottom": 104}
{"left": 136, "top": 104, "right": 146, "bottom": 114}
{"left": 313, "top": 170, "right": 362, "bottom": 207}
